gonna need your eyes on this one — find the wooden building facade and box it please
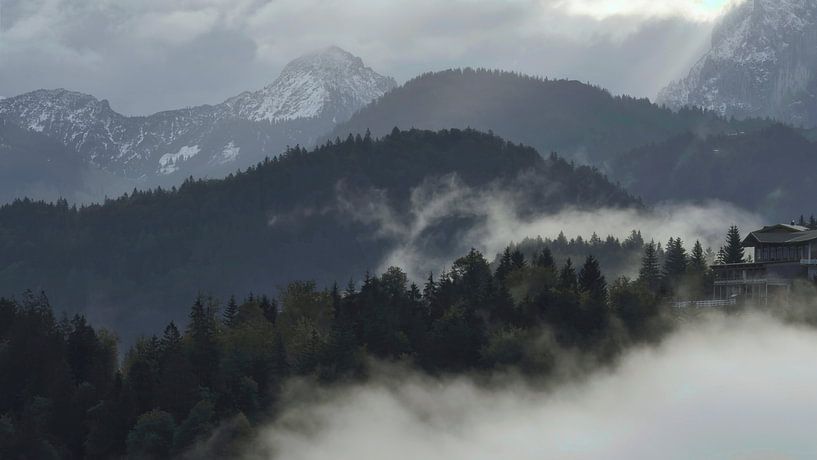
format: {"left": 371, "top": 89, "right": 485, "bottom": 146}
{"left": 712, "top": 224, "right": 817, "bottom": 303}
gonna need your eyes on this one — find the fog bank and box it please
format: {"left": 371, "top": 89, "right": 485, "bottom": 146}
{"left": 340, "top": 176, "right": 763, "bottom": 280}
{"left": 244, "top": 313, "right": 817, "bottom": 459}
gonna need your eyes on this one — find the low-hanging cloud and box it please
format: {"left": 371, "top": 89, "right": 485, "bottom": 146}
{"left": 243, "top": 312, "right": 817, "bottom": 459}
{"left": 337, "top": 174, "right": 763, "bottom": 281}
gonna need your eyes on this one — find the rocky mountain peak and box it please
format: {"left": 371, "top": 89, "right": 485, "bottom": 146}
{"left": 658, "top": 0, "right": 817, "bottom": 127}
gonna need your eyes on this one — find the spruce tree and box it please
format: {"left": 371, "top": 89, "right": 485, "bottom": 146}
{"left": 510, "top": 249, "right": 526, "bottom": 270}
{"left": 689, "top": 240, "right": 707, "bottom": 273}
{"left": 533, "top": 247, "right": 556, "bottom": 270}
{"left": 638, "top": 241, "right": 661, "bottom": 293}
{"left": 559, "top": 258, "right": 578, "bottom": 292}
{"left": 662, "top": 238, "right": 688, "bottom": 281}
{"left": 223, "top": 296, "right": 239, "bottom": 328}
{"left": 495, "top": 247, "right": 513, "bottom": 281}
{"left": 722, "top": 225, "right": 745, "bottom": 264}
{"left": 578, "top": 255, "right": 607, "bottom": 302}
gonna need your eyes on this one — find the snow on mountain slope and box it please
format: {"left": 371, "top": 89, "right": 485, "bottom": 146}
{"left": 0, "top": 47, "right": 395, "bottom": 183}
{"left": 224, "top": 46, "right": 396, "bottom": 122}
{"left": 658, "top": 0, "right": 817, "bottom": 127}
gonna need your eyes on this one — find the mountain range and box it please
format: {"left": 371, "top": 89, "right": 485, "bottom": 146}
{"left": 329, "top": 68, "right": 765, "bottom": 165}
{"left": 659, "top": 0, "right": 817, "bottom": 127}
{"left": 0, "top": 46, "right": 396, "bottom": 199}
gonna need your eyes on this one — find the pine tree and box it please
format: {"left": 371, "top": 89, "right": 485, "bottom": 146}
{"left": 722, "top": 225, "right": 745, "bottom": 264}
{"left": 160, "top": 322, "right": 182, "bottom": 352}
{"left": 578, "top": 255, "right": 607, "bottom": 302}
{"left": 510, "top": 249, "right": 526, "bottom": 270}
{"left": 533, "top": 247, "right": 556, "bottom": 270}
{"left": 638, "top": 241, "right": 661, "bottom": 293}
{"left": 559, "top": 258, "right": 578, "bottom": 292}
{"left": 223, "top": 296, "right": 239, "bottom": 328}
{"left": 495, "top": 247, "right": 513, "bottom": 281}
{"left": 689, "top": 240, "right": 707, "bottom": 273}
{"left": 662, "top": 238, "right": 688, "bottom": 281}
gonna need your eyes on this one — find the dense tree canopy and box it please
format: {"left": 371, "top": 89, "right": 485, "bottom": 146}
{"left": 0, "top": 128, "right": 639, "bottom": 344}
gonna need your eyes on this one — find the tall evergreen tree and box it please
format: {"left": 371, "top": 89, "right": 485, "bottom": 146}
{"left": 578, "top": 255, "right": 607, "bottom": 302}
{"left": 495, "top": 247, "right": 513, "bottom": 281}
{"left": 721, "top": 225, "right": 745, "bottom": 264}
{"left": 533, "top": 247, "right": 556, "bottom": 270}
{"left": 223, "top": 296, "right": 239, "bottom": 328}
{"left": 558, "top": 258, "right": 578, "bottom": 292}
{"left": 638, "top": 241, "right": 661, "bottom": 293}
{"left": 689, "top": 240, "right": 707, "bottom": 273}
{"left": 662, "top": 238, "right": 688, "bottom": 281}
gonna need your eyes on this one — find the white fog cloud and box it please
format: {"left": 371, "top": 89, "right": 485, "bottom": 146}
{"left": 244, "top": 313, "right": 817, "bottom": 459}
{"left": 338, "top": 175, "right": 762, "bottom": 281}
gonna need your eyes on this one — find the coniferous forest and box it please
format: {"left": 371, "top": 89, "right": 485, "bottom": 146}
{"left": 0, "top": 224, "right": 750, "bottom": 458}
{"left": 0, "top": 128, "right": 639, "bottom": 343}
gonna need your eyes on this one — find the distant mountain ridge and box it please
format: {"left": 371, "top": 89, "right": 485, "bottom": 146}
{"left": 329, "top": 68, "right": 764, "bottom": 165}
{"left": 658, "top": 0, "right": 817, "bottom": 127}
{"left": 0, "top": 47, "right": 396, "bottom": 186}
{"left": 609, "top": 124, "right": 817, "bottom": 220}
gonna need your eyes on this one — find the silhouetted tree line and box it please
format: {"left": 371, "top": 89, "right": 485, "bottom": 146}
{"left": 1, "top": 244, "right": 674, "bottom": 459}
{"left": 0, "top": 225, "right": 750, "bottom": 458}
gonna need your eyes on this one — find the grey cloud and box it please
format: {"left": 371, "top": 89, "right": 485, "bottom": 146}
{"left": 1, "top": 0, "right": 714, "bottom": 114}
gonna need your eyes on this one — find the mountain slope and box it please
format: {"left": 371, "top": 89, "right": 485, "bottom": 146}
{"left": 329, "top": 68, "right": 764, "bottom": 164}
{"left": 658, "top": 0, "right": 817, "bottom": 127}
{"left": 0, "top": 47, "right": 395, "bottom": 189}
{"left": 224, "top": 46, "right": 396, "bottom": 122}
{"left": 609, "top": 124, "right": 817, "bottom": 220}
{"left": 0, "top": 117, "right": 106, "bottom": 203}
{"left": 0, "top": 128, "right": 639, "bottom": 342}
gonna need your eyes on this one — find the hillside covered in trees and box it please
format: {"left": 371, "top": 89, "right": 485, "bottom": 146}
{"left": 609, "top": 124, "right": 817, "bottom": 220}
{"left": 2, "top": 232, "right": 722, "bottom": 458}
{"left": 329, "top": 69, "right": 767, "bottom": 164}
{"left": 0, "top": 128, "right": 639, "bottom": 343}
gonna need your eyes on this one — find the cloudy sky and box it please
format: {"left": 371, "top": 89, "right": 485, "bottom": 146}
{"left": 0, "top": 0, "right": 736, "bottom": 115}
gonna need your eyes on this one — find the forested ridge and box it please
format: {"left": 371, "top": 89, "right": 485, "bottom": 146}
{"left": 610, "top": 124, "right": 817, "bottom": 220}
{"left": 330, "top": 68, "right": 768, "bottom": 164}
{"left": 1, "top": 228, "right": 727, "bottom": 458}
{"left": 0, "top": 128, "right": 638, "bottom": 342}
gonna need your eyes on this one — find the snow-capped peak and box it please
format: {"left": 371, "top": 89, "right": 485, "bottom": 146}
{"left": 224, "top": 46, "right": 397, "bottom": 122}
{"left": 658, "top": 0, "right": 817, "bottom": 126}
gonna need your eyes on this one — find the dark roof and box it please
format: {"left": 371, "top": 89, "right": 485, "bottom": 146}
{"left": 743, "top": 226, "right": 817, "bottom": 245}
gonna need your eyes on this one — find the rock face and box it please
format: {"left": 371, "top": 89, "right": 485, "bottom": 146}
{"left": 0, "top": 47, "right": 396, "bottom": 185}
{"left": 658, "top": 0, "right": 817, "bottom": 127}
{"left": 223, "top": 46, "right": 397, "bottom": 123}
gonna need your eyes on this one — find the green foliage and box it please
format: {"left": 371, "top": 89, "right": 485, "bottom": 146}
{"left": 0, "top": 238, "right": 706, "bottom": 457}
{"left": 721, "top": 225, "right": 746, "bottom": 264}
{"left": 126, "top": 410, "right": 176, "bottom": 459}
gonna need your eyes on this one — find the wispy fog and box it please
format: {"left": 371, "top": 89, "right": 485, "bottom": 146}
{"left": 338, "top": 175, "right": 763, "bottom": 280}
{"left": 243, "top": 313, "right": 817, "bottom": 459}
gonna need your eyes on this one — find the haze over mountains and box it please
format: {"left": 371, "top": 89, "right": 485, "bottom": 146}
{"left": 329, "top": 68, "right": 764, "bottom": 164}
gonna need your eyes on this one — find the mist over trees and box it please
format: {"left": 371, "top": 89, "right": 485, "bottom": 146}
{"left": 0, "top": 220, "right": 757, "bottom": 458}
{"left": 0, "top": 128, "right": 638, "bottom": 343}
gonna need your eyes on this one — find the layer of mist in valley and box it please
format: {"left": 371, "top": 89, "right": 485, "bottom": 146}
{"left": 339, "top": 175, "right": 763, "bottom": 281}
{"left": 239, "top": 312, "right": 817, "bottom": 459}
